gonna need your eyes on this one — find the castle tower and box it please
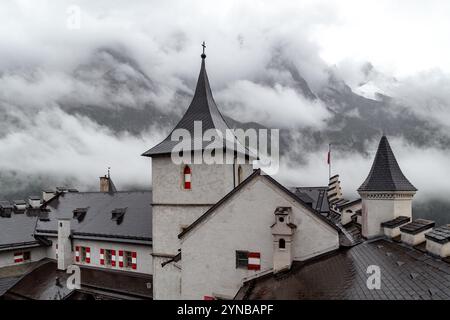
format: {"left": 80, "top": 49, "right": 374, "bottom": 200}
{"left": 142, "top": 45, "right": 254, "bottom": 299}
{"left": 358, "top": 136, "right": 417, "bottom": 238}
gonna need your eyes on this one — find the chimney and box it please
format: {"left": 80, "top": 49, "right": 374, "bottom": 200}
{"left": 400, "top": 219, "right": 435, "bottom": 246}
{"left": 42, "top": 190, "right": 56, "bottom": 202}
{"left": 57, "top": 218, "right": 72, "bottom": 270}
{"left": 100, "top": 175, "right": 110, "bottom": 192}
{"left": 425, "top": 225, "right": 450, "bottom": 258}
{"left": 99, "top": 168, "right": 116, "bottom": 193}
{"left": 271, "top": 207, "right": 296, "bottom": 273}
{"left": 381, "top": 216, "right": 411, "bottom": 239}
{"left": 28, "top": 196, "right": 41, "bottom": 209}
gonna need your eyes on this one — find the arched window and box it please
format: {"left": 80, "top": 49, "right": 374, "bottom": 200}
{"left": 279, "top": 238, "right": 286, "bottom": 249}
{"left": 238, "top": 165, "right": 243, "bottom": 184}
{"left": 183, "top": 165, "right": 191, "bottom": 190}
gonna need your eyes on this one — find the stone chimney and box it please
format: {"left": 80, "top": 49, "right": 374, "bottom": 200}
{"left": 425, "top": 225, "right": 450, "bottom": 258}
{"left": 271, "top": 207, "right": 296, "bottom": 273}
{"left": 100, "top": 175, "right": 110, "bottom": 192}
{"left": 99, "top": 168, "right": 117, "bottom": 193}
{"left": 57, "top": 218, "right": 72, "bottom": 270}
{"left": 400, "top": 219, "right": 434, "bottom": 246}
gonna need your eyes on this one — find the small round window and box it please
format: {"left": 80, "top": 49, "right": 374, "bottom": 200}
{"left": 279, "top": 217, "right": 284, "bottom": 223}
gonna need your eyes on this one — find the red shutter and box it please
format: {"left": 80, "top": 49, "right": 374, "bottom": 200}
{"left": 131, "top": 252, "right": 137, "bottom": 270}
{"left": 75, "top": 246, "right": 80, "bottom": 262}
{"left": 85, "top": 247, "right": 91, "bottom": 264}
{"left": 111, "top": 250, "right": 116, "bottom": 267}
{"left": 100, "top": 248, "right": 105, "bottom": 265}
{"left": 14, "top": 252, "right": 23, "bottom": 263}
{"left": 247, "top": 252, "right": 261, "bottom": 270}
{"left": 184, "top": 166, "right": 191, "bottom": 190}
{"left": 118, "top": 250, "right": 124, "bottom": 268}
{"left": 203, "top": 296, "right": 215, "bottom": 300}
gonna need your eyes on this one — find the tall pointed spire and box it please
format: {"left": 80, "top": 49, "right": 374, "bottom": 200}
{"left": 142, "top": 43, "right": 232, "bottom": 157}
{"left": 358, "top": 136, "right": 417, "bottom": 192}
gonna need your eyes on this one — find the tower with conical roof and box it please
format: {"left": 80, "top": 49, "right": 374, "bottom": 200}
{"left": 358, "top": 135, "right": 417, "bottom": 238}
{"left": 142, "top": 44, "right": 254, "bottom": 299}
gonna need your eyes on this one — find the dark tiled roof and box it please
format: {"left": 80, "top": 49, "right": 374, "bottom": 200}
{"left": 381, "top": 216, "right": 411, "bottom": 229}
{"left": 238, "top": 239, "right": 450, "bottom": 300}
{"left": 0, "top": 210, "right": 44, "bottom": 251}
{"left": 290, "top": 187, "right": 329, "bottom": 215}
{"left": 178, "top": 171, "right": 339, "bottom": 239}
{"left": 358, "top": 136, "right": 417, "bottom": 192}
{"left": 426, "top": 225, "right": 450, "bottom": 244}
{"left": 4, "top": 260, "right": 152, "bottom": 300}
{"left": 400, "top": 219, "right": 435, "bottom": 235}
{"left": 35, "top": 191, "right": 152, "bottom": 245}
{"left": 142, "top": 56, "right": 237, "bottom": 157}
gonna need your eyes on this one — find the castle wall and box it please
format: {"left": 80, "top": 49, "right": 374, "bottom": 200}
{"left": 180, "top": 176, "right": 339, "bottom": 300}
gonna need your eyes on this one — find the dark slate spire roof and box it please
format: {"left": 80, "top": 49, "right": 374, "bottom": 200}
{"left": 142, "top": 52, "right": 233, "bottom": 157}
{"left": 358, "top": 136, "right": 417, "bottom": 192}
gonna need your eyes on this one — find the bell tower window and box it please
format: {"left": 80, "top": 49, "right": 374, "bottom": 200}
{"left": 183, "top": 165, "right": 191, "bottom": 190}
{"left": 279, "top": 238, "right": 286, "bottom": 249}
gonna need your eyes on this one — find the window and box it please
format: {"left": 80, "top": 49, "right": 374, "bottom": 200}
{"left": 105, "top": 249, "right": 112, "bottom": 266}
{"left": 236, "top": 251, "right": 248, "bottom": 268}
{"left": 23, "top": 251, "right": 31, "bottom": 261}
{"left": 183, "top": 165, "right": 191, "bottom": 189}
{"left": 124, "top": 251, "right": 133, "bottom": 268}
{"left": 238, "top": 165, "right": 243, "bottom": 184}
{"left": 80, "top": 247, "right": 86, "bottom": 262}
{"left": 279, "top": 239, "right": 286, "bottom": 249}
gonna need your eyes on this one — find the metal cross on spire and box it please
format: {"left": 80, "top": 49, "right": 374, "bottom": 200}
{"left": 201, "top": 41, "right": 206, "bottom": 59}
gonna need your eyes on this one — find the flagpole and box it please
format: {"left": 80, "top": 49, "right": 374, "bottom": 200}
{"left": 328, "top": 143, "right": 331, "bottom": 179}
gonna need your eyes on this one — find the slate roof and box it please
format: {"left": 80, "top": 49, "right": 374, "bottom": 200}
{"left": 3, "top": 260, "right": 152, "bottom": 300}
{"left": 35, "top": 191, "right": 152, "bottom": 245}
{"left": 358, "top": 136, "right": 417, "bottom": 192}
{"left": 237, "top": 239, "right": 450, "bottom": 300}
{"left": 0, "top": 209, "right": 44, "bottom": 251}
{"left": 290, "top": 187, "right": 329, "bottom": 215}
{"left": 426, "top": 225, "right": 450, "bottom": 244}
{"left": 143, "top": 55, "right": 231, "bottom": 156}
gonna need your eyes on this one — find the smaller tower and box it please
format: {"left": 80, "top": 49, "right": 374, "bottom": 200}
{"left": 358, "top": 136, "right": 417, "bottom": 238}
{"left": 271, "top": 207, "right": 296, "bottom": 273}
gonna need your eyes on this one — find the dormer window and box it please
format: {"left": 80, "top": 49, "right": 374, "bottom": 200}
{"left": 111, "top": 208, "right": 126, "bottom": 224}
{"left": 183, "top": 165, "right": 191, "bottom": 190}
{"left": 73, "top": 208, "right": 88, "bottom": 222}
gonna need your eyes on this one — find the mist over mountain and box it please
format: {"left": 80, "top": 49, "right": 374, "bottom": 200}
{"left": 0, "top": 1, "right": 449, "bottom": 224}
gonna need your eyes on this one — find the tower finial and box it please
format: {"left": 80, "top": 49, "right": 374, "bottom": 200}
{"left": 107, "top": 166, "right": 111, "bottom": 179}
{"left": 201, "top": 41, "right": 206, "bottom": 59}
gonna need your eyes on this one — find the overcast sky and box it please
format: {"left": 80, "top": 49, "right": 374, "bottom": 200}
{"left": 0, "top": 0, "right": 449, "bottom": 201}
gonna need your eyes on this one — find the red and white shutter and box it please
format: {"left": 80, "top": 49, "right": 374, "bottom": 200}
{"left": 184, "top": 166, "right": 191, "bottom": 190}
{"left": 247, "top": 252, "right": 261, "bottom": 270}
{"left": 75, "top": 246, "right": 80, "bottom": 262}
{"left": 85, "top": 247, "right": 91, "bottom": 264}
{"left": 14, "top": 252, "right": 23, "bottom": 263}
{"left": 111, "top": 250, "right": 116, "bottom": 267}
{"left": 55, "top": 243, "right": 58, "bottom": 259}
{"left": 100, "top": 248, "right": 105, "bottom": 265}
{"left": 131, "top": 252, "right": 137, "bottom": 270}
{"left": 118, "top": 250, "right": 124, "bottom": 268}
